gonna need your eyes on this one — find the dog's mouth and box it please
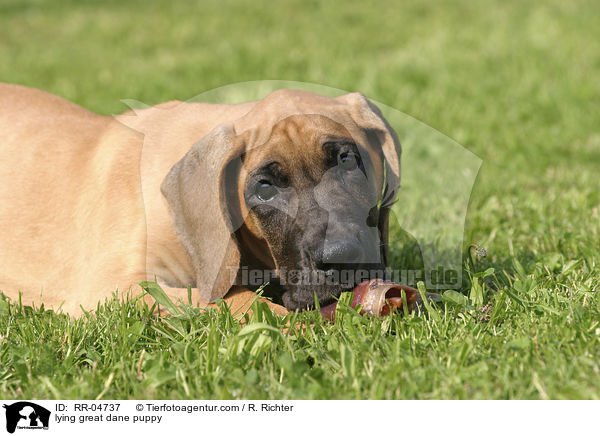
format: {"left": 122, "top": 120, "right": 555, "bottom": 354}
{"left": 263, "top": 263, "right": 386, "bottom": 310}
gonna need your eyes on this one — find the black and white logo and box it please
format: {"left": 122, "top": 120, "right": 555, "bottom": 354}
{"left": 2, "top": 402, "right": 50, "bottom": 434}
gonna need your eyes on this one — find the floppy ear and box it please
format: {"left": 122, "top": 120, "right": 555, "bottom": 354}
{"left": 161, "top": 123, "right": 245, "bottom": 303}
{"left": 337, "top": 92, "right": 401, "bottom": 266}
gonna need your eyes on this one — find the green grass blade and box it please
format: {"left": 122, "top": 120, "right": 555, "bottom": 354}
{"left": 139, "top": 281, "right": 183, "bottom": 316}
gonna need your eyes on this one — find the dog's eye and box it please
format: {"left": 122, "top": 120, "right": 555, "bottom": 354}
{"left": 256, "top": 180, "right": 277, "bottom": 201}
{"left": 338, "top": 151, "right": 359, "bottom": 171}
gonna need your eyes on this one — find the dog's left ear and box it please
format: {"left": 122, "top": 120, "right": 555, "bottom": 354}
{"left": 337, "top": 92, "right": 401, "bottom": 266}
{"left": 161, "top": 123, "right": 246, "bottom": 303}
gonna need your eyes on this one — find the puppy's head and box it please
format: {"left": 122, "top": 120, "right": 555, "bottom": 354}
{"left": 162, "top": 90, "right": 400, "bottom": 309}
{"left": 237, "top": 114, "right": 384, "bottom": 309}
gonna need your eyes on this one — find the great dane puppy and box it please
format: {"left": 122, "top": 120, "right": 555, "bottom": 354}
{"left": 0, "top": 84, "right": 400, "bottom": 316}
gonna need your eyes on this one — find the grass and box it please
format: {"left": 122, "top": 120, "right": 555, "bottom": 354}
{"left": 1, "top": 0, "right": 599, "bottom": 399}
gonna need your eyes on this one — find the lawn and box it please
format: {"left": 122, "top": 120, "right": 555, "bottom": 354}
{"left": 0, "top": 0, "right": 599, "bottom": 399}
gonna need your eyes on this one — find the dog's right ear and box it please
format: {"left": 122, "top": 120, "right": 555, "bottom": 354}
{"left": 160, "top": 123, "right": 246, "bottom": 303}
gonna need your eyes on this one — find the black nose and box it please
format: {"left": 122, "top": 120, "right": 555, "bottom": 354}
{"left": 321, "top": 239, "right": 363, "bottom": 265}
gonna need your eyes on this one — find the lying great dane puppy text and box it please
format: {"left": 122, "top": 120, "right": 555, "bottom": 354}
{"left": 0, "top": 84, "right": 400, "bottom": 316}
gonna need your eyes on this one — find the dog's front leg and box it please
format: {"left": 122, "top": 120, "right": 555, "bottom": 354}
{"left": 143, "top": 285, "right": 288, "bottom": 318}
